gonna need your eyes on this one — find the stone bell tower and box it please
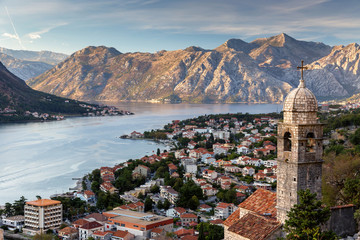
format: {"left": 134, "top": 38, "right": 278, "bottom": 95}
{"left": 276, "top": 61, "right": 323, "bottom": 224}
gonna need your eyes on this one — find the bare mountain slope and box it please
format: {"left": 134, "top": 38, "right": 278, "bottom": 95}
{"left": 28, "top": 34, "right": 360, "bottom": 103}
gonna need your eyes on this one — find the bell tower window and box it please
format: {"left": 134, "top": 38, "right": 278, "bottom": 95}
{"left": 306, "top": 132, "right": 315, "bottom": 152}
{"left": 284, "top": 132, "right": 291, "bottom": 151}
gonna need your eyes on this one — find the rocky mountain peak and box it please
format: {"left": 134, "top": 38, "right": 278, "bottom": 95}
{"left": 184, "top": 46, "right": 206, "bottom": 52}
{"left": 215, "top": 38, "right": 250, "bottom": 53}
{"left": 72, "top": 46, "right": 121, "bottom": 58}
{"left": 251, "top": 33, "right": 296, "bottom": 48}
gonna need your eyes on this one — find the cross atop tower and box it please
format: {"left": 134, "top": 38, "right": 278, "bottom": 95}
{"left": 297, "top": 60, "right": 307, "bottom": 80}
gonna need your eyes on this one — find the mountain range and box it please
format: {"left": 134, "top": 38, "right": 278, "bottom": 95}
{"left": 27, "top": 33, "right": 360, "bottom": 103}
{"left": 0, "top": 48, "right": 68, "bottom": 80}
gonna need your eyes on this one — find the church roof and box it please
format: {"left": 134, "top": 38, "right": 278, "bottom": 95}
{"left": 238, "top": 188, "right": 277, "bottom": 219}
{"left": 227, "top": 212, "right": 281, "bottom": 240}
{"left": 283, "top": 79, "right": 318, "bottom": 112}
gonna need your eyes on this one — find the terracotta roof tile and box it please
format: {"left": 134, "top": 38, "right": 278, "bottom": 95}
{"left": 223, "top": 208, "right": 240, "bottom": 227}
{"left": 180, "top": 213, "right": 197, "bottom": 218}
{"left": 238, "top": 188, "right": 277, "bottom": 218}
{"left": 84, "top": 213, "right": 108, "bottom": 222}
{"left": 227, "top": 213, "right": 281, "bottom": 240}
{"left": 26, "top": 199, "right": 61, "bottom": 207}
{"left": 80, "top": 221, "right": 103, "bottom": 230}
{"left": 174, "top": 228, "right": 195, "bottom": 237}
{"left": 113, "top": 230, "right": 131, "bottom": 238}
{"left": 73, "top": 219, "right": 89, "bottom": 226}
{"left": 210, "top": 219, "right": 224, "bottom": 225}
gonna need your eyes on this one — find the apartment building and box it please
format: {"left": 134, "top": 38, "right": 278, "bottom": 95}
{"left": 23, "top": 199, "right": 62, "bottom": 236}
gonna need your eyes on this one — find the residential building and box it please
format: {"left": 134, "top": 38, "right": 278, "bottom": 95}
{"left": 236, "top": 145, "right": 250, "bottom": 154}
{"left": 115, "top": 202, "right": 144, "bottom": 212}
{"left": 92, "top": 231, "right": 112, "bottom": 240}
{"left": 2, "top": 215, "right": 24, "bottom": 230}
{"left": 100, "top": 182, "right": 118, "bottom": 194}
{"left": 79, "top": 221, "right": 104, "bottom": 240}
{"left": 132, "top": 165, "right": 151, "bottom": 179}
{"left": 202, "top": 187, "right": 218, "bottom": 196}
{"left": 199, "top": 204, "right": 212, "bottom": 213}
{"left": 180, "top": 213, "right": 198, "bottom": 226}
{"left": 242, "top": 166, "right": 255, "bottom": 176}
{"left": 58, "top": 227, "right": 78, "bottom": 240}
{"left": 160, "top": 186, "right": 179, "bottom": 204}
{"left": 103, "top": 209, "right": 173, "bottom": 238}
{"left": 202, "top": 169, "right": 218, "bottom": 180}
{"left": 84, "top": 190, "right": 96, "bottom": 202}
{"left": 215, "top": 203, "right": 237, "bottom": 219}
{"left": 166, "top": 207, "right": 186, "bottom": 218}
{"left": 23, "top": 199, "right": 62, "bottom": 236}
{"left": 185, "top": 164, "right": 197, "bottom": 174}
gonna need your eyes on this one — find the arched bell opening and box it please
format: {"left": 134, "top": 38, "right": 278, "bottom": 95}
{"left": 306, "top": 132, "right": 316, "bottom": 152}
{"left": 284, "top": 132, "right": 292, "bottom": 151}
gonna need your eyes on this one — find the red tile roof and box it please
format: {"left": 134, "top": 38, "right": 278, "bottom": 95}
{"left": 84, "top": 190, "right": 95, "bottom": 196}
{"left": 227, "top": 213, "right": 281, "bottom": 240}
{"left": 174, "top": 207, "right": 186, "bottom": 214}
{"left": 84, "top": 213, "right": 108, "bottom": 222}
{"left": 216, "top": 202, "right": 233, "bottom": 209}
{"left": 26, "top": 199, "right": 61, "bottom": 207}
{"left": 210, "top": 219, "right": 224, "bottom": 225}
{"left": 174, "top": 228, "right": 195, "bottom": 237}
{"left": 80, "top": 221, "right": 103, "bottom": 230}
{"left": 113, "top": 230, "right": 131, "bottom": 238}
{"left": 223, "top": 208, "right": 240, "bottom": 227}
{"left": 199, "top": 204, "right": 211, "bottom": 209}
{"left": 238, "top": 188, "right": 277, "bottom": 218}
{"left": 73, "top": 219, "right": 89, "bottom": 227}
{"left": 180, "top": 213, "right": 197, "bottom": 219}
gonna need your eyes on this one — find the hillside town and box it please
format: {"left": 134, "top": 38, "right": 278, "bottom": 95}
{"left": 0, "top": 112, "right": 281, "bottom": 239}
{"left": 3, "top": 79, "right": 360, "bottom": 239}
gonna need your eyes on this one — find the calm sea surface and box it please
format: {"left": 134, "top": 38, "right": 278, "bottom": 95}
{"left": 0, "top": 103, "right": 281, "bottom": 204}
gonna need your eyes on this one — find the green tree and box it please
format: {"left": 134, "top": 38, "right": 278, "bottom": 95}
{"left": 188, "top": 195, "right": 200, "bottom": 210}
{"left": 350, "top": 128, "right": 360, "bottom": 146}
{"left": 198, "top": 222, "right": 206, "bottom": 240}
{"left": 150, "top": 185, "right": 160, "bottom": 194}
{"left": 163, "top": 199, "right": 171, "bottom": 210}
{"left": 145, "top": 197, "right": 153, "bottom": 212}
{"left": 283, "top": 189, "right": 337, "bottom": 240}
{"left": 177, "top": 180, "right": 203, "bottom": 208}
{"left": 157, "top": 200, "right": 164, "bottom": 209}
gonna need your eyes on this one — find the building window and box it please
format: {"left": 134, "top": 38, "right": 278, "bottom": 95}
{"left": 306, "top": 132, "right": 316, "bottom": 152}
{"left": 284, "top": 132, "right": 291, "bottom": 151}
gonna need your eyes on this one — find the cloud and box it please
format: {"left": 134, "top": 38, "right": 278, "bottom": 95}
{"left": 2, "top": 32, "right": 19, "bottom": 40}
{"left": 27, "top": 23, "right": 68, "bottom": 40}
{"left": 28, "top": 33, "right": 41, "bottom": 39}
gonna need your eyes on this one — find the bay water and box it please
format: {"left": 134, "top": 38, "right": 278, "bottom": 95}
{"left": 0, "top": 103, "right": 281, "bottom": 204}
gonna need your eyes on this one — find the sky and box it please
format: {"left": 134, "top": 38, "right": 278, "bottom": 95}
{"left": 0, "top": 0, "right": 359, "bottom": 55}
